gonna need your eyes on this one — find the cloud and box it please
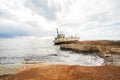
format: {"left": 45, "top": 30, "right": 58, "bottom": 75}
{"left": 25, "top": 0, "right": 57, "bottom": 20}
{"left": 57, "top": 0, "right": 120, "bottom": 40}
{"left": 0, "top": 0, "right": 120, "bottom": 40}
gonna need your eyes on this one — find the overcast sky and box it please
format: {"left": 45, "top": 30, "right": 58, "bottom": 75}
{"left": 0, "top": 0, "right": 120, "bottom": 40}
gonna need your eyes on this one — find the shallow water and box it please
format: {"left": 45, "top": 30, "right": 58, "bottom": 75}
{"left": 0, "top": 37, "right": 104, "bottom": 75}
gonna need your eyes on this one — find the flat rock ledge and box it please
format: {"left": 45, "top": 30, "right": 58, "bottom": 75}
{"left": 60, "top": 40, "right": 120, "bottom": 57}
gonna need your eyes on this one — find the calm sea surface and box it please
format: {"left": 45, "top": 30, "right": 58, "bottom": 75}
{"left": 0, "top": 37, "right": 104, "bottom": 75}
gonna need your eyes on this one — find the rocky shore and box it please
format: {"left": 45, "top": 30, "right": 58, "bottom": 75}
{"left": 0, "top": 63, "right": 120, "bottom": 80}
{"left": 60, "top": 40, "right": 120, "bottom": 57}
{"left": 0, "top": 40, "right": 120, "bottom": 80}
{"left": 60, "top": 40, "right": 120, "bottom": 66}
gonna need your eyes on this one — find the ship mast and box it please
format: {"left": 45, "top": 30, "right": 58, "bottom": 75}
{"left": 56, "top": 28, "right": 59, "bottom": 35}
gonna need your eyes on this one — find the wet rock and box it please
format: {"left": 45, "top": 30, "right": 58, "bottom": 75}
{"left": 49, "top": 54, "right": 58, "bottom": 56}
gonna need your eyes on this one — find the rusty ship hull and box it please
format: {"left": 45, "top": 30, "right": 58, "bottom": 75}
{"left": 54, "top": 39, "right": 78, "bottom": 45}
{"left": 54, "top": 28, "right": 79, "bottom": 45}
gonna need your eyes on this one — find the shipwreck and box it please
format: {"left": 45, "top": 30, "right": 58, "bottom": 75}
{"left": 54, "top": 28, "right": 79, "bottom": 45}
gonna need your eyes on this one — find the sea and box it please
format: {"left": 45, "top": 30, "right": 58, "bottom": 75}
{"left": 0, "top": 37, "right": 104, "bottom": 75}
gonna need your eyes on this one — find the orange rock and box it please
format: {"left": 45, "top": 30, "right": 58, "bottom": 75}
{"left": 0, "top": 64, "right": 120, "bottom": 80}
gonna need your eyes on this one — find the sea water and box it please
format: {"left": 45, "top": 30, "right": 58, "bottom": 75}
{"left": 0, "top": 37, "right": 104, "bottom": 75}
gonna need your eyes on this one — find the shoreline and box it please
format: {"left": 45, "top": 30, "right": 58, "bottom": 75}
{"left": 60, "top": 40, "right": 120, "bottom": 66}
{"left": 0, "top": 40, "right": 120, "bottom": 80}
{"left": 0, "top": 63, "right": 120, "bottom": 80}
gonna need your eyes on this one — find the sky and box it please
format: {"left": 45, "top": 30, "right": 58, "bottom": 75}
{"left": 0, "top": 0, "right": 120, "bottom": 40}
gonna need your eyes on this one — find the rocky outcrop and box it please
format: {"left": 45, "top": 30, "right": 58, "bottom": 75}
{"left": 110, "top": 48, "right": 120, "bottom": 53}
{"left": 61, "top": 44, "right": 99, "bottom": 52}
{"left": 60, "top": 40, "right": 120, "bottom": 57}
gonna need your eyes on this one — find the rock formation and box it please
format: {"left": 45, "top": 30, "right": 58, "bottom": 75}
{"left": 60, "top": 40, "right": 120, "bottom": 57}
